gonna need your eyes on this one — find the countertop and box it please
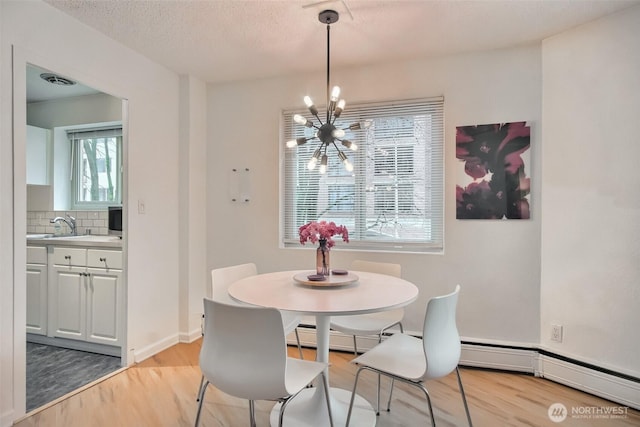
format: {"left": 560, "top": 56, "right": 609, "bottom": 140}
{"left": 27, "top": 234, "right": 123, "bottom": 249}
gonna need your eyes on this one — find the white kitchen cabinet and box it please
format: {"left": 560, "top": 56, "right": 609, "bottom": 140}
{"left": 26, "top": 125, "right": 51, "bottom": 185}
{"left": 26, "top": 246, "right": 48, "bottom": 335}
{"left": 51, "top": 247, "right": 123, "bottom": 347}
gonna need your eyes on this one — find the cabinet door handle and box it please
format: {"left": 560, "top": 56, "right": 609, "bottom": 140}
{"left": 99, "top": 257, "right": 106, "bottom": 262}
{"left": 65, "top": 255, "right": 71, "bottom": 260}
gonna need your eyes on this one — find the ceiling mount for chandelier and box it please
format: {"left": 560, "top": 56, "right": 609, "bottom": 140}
{"left": 286, "top": 9, "right": 370, "bottom": 174}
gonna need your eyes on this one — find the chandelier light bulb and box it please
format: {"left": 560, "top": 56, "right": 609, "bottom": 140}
{"left": 308, "top": 148, "right": 322, "bottom": 170}
{"left": 294, "top": 114, "right": 306, "bottom": 125}
{"left": 293, "top": 114, "right": 313, "bottom": 128}
{"left": 338, "top": 151, "right": 353, "bottom": 172}
{"left": 348, "top": 120, "right": 373, "bottom": 131}
{"left": 287, "top": 137, "right": 308, "bottom": 148}
{"left": 342, "top": 140, "right": 358, "bottom": 151}
{"left": 344, "top": 159, "right": 354, "bottom": 172}
{"left": 307, "top": 157, "right": 318, "bottom": 170}
{"left": 303, "top": 96, "right": 314, "bottom": 108}
{"left": 304, "top": 96, "right": 318, "bottom": 116}
{"left": 332, "top": 129, "right": 346, "bottom": 138}
{"left": 330, "top": 86, "right": 341, "bottom": 102}
{"left": 319, "top": 155, "right": 328, "bottom": 174}
{"left": 334, "top": 99, "right": 346, "bottom": 118}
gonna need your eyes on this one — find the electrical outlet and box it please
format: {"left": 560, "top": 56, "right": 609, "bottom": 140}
{"left": 551, "top": 324, "right": 563, "bottom": 342}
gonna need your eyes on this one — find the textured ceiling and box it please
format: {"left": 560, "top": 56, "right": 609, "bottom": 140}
{"left": 44, "top": 0, "right": 640, "bottom": 84}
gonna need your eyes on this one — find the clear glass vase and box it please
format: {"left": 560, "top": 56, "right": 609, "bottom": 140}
{"left": 316, "top": 239, "right": 330, "bottom": 276}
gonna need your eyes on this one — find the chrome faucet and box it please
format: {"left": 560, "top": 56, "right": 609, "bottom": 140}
{"left": 50, "top": 214, "right": 77, "bottom": 236}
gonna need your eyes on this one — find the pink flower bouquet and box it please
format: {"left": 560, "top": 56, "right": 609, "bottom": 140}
{"left": 299, "top": 220, "right": 349, "bottom": 249}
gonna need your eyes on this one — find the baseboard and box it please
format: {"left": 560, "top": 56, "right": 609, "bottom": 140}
{"left": 178, "top": 327, "right": 203, "bottom": 344}
{"left": 540, "top": 354, "right": 640, "bottom": 410}
{"left": 290, "top": 327, "right": 640, "bottom": 410}
{"left": 460, "top": 342, "right": 537, "bottom": 373}
{"left": 132, "top": 333, "right": 180, "bottom": 363}
{"left": 1, "top": 410, "right": 15, "bottom": 427}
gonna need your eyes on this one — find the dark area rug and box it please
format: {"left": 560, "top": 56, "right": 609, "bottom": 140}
{"left": 26, "top": 342, "right": 121, "bottom": 411}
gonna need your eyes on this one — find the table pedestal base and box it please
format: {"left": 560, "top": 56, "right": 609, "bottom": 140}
{"left": 269, "top": 387, "right": 376, "bottom": 427}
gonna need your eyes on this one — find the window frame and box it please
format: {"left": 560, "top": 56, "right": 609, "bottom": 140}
{"left": 68, "top": 126, "right": 123, "bottom": 210}
{"left": 280, "top": 97, "right": 444, "bottom": 254}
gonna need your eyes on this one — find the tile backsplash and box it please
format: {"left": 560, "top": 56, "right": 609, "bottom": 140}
{"left": 27, "top": 210, "right": 109, "bottom": 236}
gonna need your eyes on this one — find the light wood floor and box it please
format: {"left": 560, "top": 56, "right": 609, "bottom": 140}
{"left": 15, "top": 340, "right": 639, "bottom": 427}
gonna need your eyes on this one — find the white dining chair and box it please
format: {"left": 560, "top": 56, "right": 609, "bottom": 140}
{"left": 330, "top": 260, "right": 404, "bottom": 355}
{"left": 346, "top": 285, "right": 473, "bottom": 427}
{"left": 196, "top": 263, "right": 304, "bottom": 402}
{"left": 194, "top": 299, "right": 334, "bottom": 427}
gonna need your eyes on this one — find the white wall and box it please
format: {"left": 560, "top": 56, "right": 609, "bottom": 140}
{"left": 541, "top": 6, "right": 640, "bottom": 377}
{"left": 178, "top": 75, "right": 208, "bottom": 340}
{"left": 207, "top": 45, "right": 543, "bottom": 343}
{"left": 1, "top": 1, "right": 182, "bottom": 422}
{"left": 27, "top": 92, "right": 122, "bottom": 129}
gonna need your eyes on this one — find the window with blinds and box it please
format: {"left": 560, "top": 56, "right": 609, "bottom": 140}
{"left": 281, "top": 97, "right": 444, "bottom": 253}
{"left": 68, "top": 126, "right": 123, "bottom": 209}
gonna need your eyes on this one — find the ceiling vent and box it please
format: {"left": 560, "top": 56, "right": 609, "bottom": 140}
{"left": 40, "top": 73, "right": 76, "bottom": 86}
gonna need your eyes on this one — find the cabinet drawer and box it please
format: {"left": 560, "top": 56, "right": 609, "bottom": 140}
{"left": 52, "top": 247, "right": 87, "bottom": 266}
{"left": 27, "top": 246, "right": 47, "bottom": 264}
{"left": 87, "top": 249, "right": 122, "bottom": 269}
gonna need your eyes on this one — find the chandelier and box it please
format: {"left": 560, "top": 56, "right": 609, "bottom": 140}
{"left": 286, "top": 9, "right": 369, "bottom": 174}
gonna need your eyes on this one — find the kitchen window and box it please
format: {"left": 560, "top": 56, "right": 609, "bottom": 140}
{"left": 281, "top": 97, "right": 444, "bottom": 253}
{"left": 69, "top": 126, "right": 123, "bottom": 209}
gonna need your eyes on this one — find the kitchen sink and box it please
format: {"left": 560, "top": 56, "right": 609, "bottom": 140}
{"left": 26, "top": 234, "right": 54, "bottom": 239}
{"left": 26, "top": 234, "right": 121, "bottom": 242}
{"left": 50, "top": 235, "right": 122, "bottom": 242}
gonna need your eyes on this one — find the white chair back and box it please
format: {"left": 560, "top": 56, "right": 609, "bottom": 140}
{"left": 422, "top": 285, "right": 462, "bottom": 380}
{"left": 211, "top": 262, "right": 257, "bottom": 304}
{"left": 350, "top": 260, "right": 401, "bottom": 278}
{"left": 200, "top": 298, "right": 288, "bottom": 400}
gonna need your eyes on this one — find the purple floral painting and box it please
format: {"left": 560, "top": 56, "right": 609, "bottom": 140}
{"left": 456, "top": 122, "right": 531, "bottom": 219}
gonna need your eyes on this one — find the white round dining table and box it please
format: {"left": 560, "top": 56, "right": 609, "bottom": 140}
{"left": 228, "top": 269, "right": 419, "bottom": 427}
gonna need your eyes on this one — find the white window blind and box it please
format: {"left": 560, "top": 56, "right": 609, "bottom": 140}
{"left": 281, "top": 97, "right": 444, "bottom": 253}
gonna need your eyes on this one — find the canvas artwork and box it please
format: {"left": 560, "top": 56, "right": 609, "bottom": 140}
{"left": 456, "top": 122, "right": 531, "bottom": 219}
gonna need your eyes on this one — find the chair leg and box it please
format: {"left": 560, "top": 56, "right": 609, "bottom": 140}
{"left": 346, "top": 366, "right": 366, "bottom": 427}
{"left": 194, "top": 380, "right": 209, "bottom": 427}
{"left": 249, "top": 400, "right": 256, "bottom": 427}
{"left": 376, "top": 333, "right": 382, "bottom": 415}
{"left": 417, "top": 383, "right": 436, "bottom": 427}
{"left": 195, "top": 375, "right": 205, "bottom": 401}
{"left": 294, "top": 328, "right": 304, "bottom": 359}
{"left": 456, "top": 367, "right": 473, "bottom": 427}
{"left": 352, "top": 335, "right": 358, "bottom": 355}
{"left": 278, "top": 397, "right": 288, "bottom": 427}
{"left": 386, "top": 378, "right": 394, "bottom": 411}
{"left": 379, "top": 323, "right": 402, "bottom": 412}
{"left": 356, "top": 366, "right": 438, "bottom": 427}
{"left": 320, "top": 371, "right": 335, "bottom": 427}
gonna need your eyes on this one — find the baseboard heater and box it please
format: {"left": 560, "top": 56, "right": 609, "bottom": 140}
{"left": 289, "top": 325, "right": 640, "bottom": 411}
